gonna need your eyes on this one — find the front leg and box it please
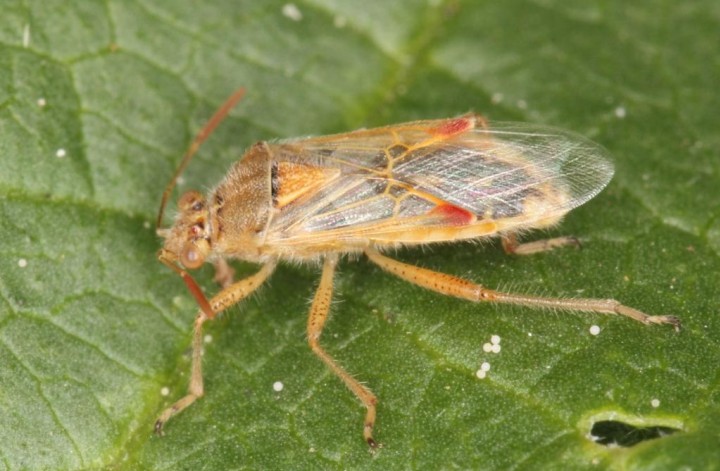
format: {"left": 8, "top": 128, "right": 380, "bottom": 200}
{"left": 155, "top": 260, "right": 277, "bottom": 434}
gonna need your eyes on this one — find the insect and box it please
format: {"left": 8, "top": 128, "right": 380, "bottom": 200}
{"left": 154, "top": 89, "right": 680, "bottom": 448}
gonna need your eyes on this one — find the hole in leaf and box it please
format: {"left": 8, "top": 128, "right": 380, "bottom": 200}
{"left": 590, "top": 420, "right": 680, "bottom": 447}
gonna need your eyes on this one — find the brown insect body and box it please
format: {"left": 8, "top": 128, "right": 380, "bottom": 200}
{"left": 155, "top": 91, "right": 679, "bottom": 449}
{"left": 164, "top": 114, "right": 587, "bottom": 265}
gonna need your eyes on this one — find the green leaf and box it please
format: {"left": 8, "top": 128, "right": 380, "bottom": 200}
{"left": 1, "top": 0, "right": 718, "bottom": 469}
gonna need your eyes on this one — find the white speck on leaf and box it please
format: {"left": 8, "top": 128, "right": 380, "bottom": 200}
{"left": 334, "top": 16, "right": 347, "bottom": 28}
{"left": 282, "top": 3, "right": 302, "bottom": 21}
{"left": 22, "top": 24, "right": 30, "bottom": 48}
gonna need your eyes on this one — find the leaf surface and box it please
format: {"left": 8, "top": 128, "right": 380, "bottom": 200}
{"left": 0, "top": 1, "right": 718, "bottom": 469}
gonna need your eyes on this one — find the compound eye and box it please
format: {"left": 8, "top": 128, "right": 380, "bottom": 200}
{"left": 178, "top": 191, "right": 204, "bottom": 211}
{"left": 180, "top": 242, "right": 205, "bottom": 269}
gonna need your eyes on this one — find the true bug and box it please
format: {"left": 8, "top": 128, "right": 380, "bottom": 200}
{"left": 154, "top": 89, "right": 680, "bottom": 448}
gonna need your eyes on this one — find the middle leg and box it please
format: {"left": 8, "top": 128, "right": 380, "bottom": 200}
{"left": 307, "top": 254, "right": 380, "bottom": 448}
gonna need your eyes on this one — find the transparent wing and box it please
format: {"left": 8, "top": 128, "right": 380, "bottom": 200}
{"left": 264, "top": 117, "right": 614, "bottom": 246}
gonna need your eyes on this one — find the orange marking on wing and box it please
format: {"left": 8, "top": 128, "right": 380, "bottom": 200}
{"left": 275, "top": 162, "right": 340, "bottom": 208}
{"left": 426, "top": 116, "right": 474, "bottom": 137}
{"left": 430, "top": 204, "right": 477, "bottom": 226}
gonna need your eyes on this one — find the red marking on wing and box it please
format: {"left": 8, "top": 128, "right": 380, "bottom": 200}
{"left": 429, "top": 204, "right": 476, "bottom": 226}
{"left": 427, "top": 116, "right": 474, "bottom": 137}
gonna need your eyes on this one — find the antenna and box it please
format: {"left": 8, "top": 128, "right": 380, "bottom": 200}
{"left": 156, "top": 88, "right": 247, "bottom": 228}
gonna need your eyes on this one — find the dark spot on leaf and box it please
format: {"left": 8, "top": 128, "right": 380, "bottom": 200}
{"left": 590, "top": 420, "right": 680, "bottom": 447}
